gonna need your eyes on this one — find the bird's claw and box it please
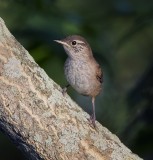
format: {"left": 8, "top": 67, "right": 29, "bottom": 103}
{"left": 88, "top": 114, "right": 96, "bottom": 128}
{"left": 62, "top": 87, "right": 67, "bottom": 96}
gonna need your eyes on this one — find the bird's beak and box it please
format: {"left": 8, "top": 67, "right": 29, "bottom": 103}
{"left": 54, "top": 40, "right": 69, "bottom": 47}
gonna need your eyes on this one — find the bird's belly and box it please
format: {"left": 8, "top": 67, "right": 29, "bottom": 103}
{"left": 64, "top": 60, "right": 101, "bottom": 96}
{"left": 66, "top": 68, "right": 90, "bottom": 95}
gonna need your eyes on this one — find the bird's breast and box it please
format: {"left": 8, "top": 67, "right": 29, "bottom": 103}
{"left": 64, "top": 58, "right": 101, "bottom": 96}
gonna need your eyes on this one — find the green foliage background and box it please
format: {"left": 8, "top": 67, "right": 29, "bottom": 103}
{"left": 0, "top": 0, "right": 153, "bottom": 159}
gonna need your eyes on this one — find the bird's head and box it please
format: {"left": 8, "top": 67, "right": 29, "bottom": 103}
{"left": 54, "top": 35, "right": 93, "bottom": 60}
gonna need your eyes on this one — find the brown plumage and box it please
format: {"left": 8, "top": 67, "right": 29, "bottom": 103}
{"left": 54, "top": 35, "right": 103, "bottom": 127}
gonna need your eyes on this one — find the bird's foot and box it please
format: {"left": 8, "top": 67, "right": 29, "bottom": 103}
{"left": 62, "top": 87, "right": 67, "bottom": 96}
{"left": 62, "top": 84, "right": 70, "bottom": 96}
{"left": 88, "top": 114, "right": 96, "bottom": 128}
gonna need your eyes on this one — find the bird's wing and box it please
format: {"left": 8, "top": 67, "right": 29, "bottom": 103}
{"left": 96, "top": 64, "right": 103, "bottom": 84}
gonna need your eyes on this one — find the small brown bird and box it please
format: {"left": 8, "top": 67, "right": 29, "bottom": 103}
{"left": 54, "top": 35, "right": 103, "bottom": 127}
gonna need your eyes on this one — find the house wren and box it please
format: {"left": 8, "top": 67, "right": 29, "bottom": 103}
{"left": 54, "top": 35, "right": 103, "bottom": 127}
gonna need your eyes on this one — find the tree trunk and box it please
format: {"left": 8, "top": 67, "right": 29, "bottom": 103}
{"left": 0, "top": 17, "right": 142, "bottom": 160}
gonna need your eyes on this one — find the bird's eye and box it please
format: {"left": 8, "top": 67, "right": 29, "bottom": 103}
{"left": 72, "top": 41, "right": 76, "bottom": 45}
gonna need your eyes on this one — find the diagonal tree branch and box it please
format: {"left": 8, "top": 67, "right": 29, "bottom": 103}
{"left": 0, "top": 17, "right": 142, "bottom": 160}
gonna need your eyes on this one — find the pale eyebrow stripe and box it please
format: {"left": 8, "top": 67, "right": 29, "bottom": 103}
{"left": 75, "top": 40, "right": 85, "bottom": 44}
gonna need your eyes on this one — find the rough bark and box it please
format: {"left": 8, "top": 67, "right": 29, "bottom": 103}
{"left": 0, "top": 17, "right": 142, "bottom": 160}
